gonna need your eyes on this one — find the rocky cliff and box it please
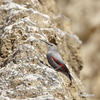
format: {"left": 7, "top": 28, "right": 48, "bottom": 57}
{"left": 0, "top": 0, "right": 87, "bottom": 100}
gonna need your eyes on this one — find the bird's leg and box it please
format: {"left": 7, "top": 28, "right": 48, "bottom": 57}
{"left": 39, "top": 60, "right": 51, "bottom": 68}
{"left": 54, "top": 67, "right": 61, "bottom": 71}
{"left": 45, "top": 63, "right": 51, "bottom": 68}
{"left": 39, "top": 60, "right": 61, "bottom": 70}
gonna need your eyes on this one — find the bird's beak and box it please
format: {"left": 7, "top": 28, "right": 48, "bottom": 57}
{"left": 40, "top": 39, "right": 51, "bottom": 46}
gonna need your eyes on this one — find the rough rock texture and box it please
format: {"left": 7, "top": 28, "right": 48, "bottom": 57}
{"left": 56, "top": 0, "right": 100, "bottom": 100}
{"left": 0, "top": 0, "right": 87, "bottom": 100}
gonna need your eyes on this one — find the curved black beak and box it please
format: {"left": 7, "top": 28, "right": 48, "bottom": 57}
{"left": 40, "top": 39, "right": 52, "bottom": 46}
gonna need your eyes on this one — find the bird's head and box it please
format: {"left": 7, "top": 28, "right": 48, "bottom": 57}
{"left": 40, "top": 39, "right": 58, "bottom": 52}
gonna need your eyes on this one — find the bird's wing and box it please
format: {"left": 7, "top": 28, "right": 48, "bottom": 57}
{"left": 51, "top": 52, "right": 66, "bottom": 70}
{"left": 47, "top": 52, "right": 72, "bottom": 82}
{"left": 51, "top": 55, "right": 72, "bottom": 82}
{"left": 47, "top": 52, "right": 64, "bottom": 70}
{"left": 53, "top": 53, "right": 64, "bottom": 63}
{"left": 51, "top": 56, "right": 65, "bottom": 70}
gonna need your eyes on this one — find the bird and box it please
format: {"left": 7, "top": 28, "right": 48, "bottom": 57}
{"left": 40, "top": 39, "right": 73, "bottom": 83}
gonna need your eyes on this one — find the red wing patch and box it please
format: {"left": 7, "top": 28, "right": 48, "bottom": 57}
{"left": 52, "top": 56, "right": 65, "bottom": 70}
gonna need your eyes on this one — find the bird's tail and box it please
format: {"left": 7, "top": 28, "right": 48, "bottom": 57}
{"left": 64, "top": 71, "right": 73, "bottom": 84}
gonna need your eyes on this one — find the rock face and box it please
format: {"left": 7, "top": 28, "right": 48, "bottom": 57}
{"left": 0, "top": 0, "right": 87, "bottom": 100}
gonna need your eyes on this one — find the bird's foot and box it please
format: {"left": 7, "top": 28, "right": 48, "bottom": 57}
{"left": 55, "top": 67, "right": 61, "bottom": 71}
{"left": 39, "top": 60, "right": 51, "bottom": 68}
